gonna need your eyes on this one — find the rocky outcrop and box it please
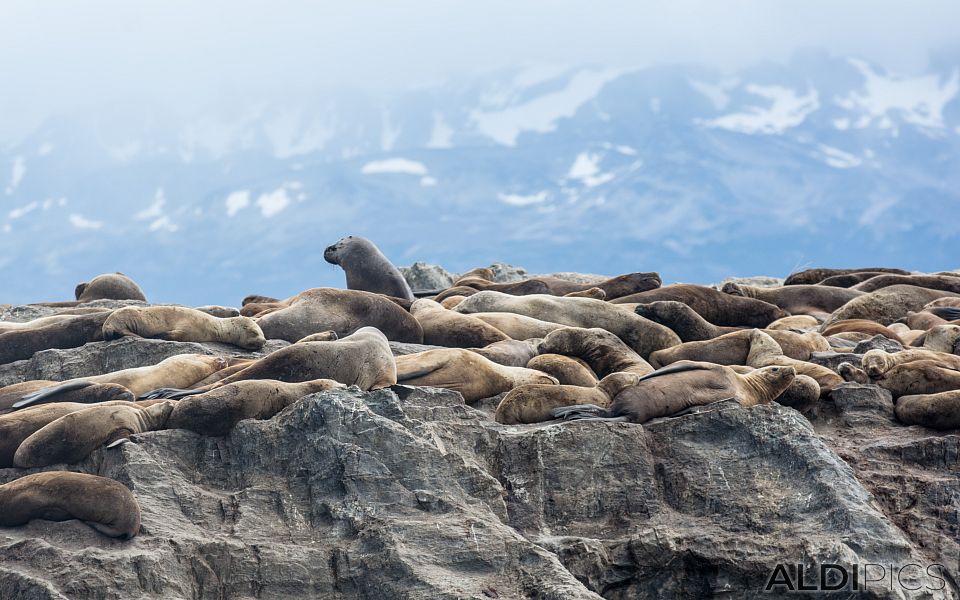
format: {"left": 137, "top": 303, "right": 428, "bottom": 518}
{"left": 400, "top": 262, "right": 459, "bottom": 292}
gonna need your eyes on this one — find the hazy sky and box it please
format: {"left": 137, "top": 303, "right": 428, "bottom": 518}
{"left": 1, "top": 1, "right": 959, "bottom": 140}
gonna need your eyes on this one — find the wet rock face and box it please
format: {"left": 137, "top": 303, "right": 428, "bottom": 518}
{"left": 1, "top": 381, "right": 956, "bottom": 599}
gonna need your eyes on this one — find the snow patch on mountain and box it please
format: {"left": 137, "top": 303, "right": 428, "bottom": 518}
{"left": 689, "top": 78, "right": 739, "bottom": 110}
{"left": 701, "top": 85, "right": 820, "bottom": 134}
{"left": 361, "top": 158, "right": 428, "bottom": 176}
{"left": 427, "top": 113, "right": 454, "bottom": 149}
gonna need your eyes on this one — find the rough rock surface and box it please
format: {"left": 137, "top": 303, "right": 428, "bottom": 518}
{"left": 716, "top": 275, "right": 785, "bottom": 289}
{"left": 400, "top": 262, "right": 459, "bottom": 291}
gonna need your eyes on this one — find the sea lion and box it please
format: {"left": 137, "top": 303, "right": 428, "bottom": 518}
{"left": 440, "top": 296, "right": 467, "bottom": 309}
{"left": 103, "top": 306, "right": 265, "bottom": 349}
{"left": 433, "top": 286, "right": 480, "bottom": 303}
{"left": 633, "top": 301, "right": 741, "bottom": 341}
{"left": 551, "top": 361, "right": 796, "bottom": 423}
{"left": 455, "top": 272, "right": 661, "bottom": 300}
{"left": 745, "top": 330, "right": 843, "bottom": 396}
{"left": 494, "top": 372, "right": 641, "bottom": 424}
{"left": 469, "top": 312, "right": 566, "bottom": 340}
{"left": 859, "top": 348, "right": 960, "bottom": 378}
{"left": 1, "top": 382, "right": 134, "bottom": 414}
{"left": 410, "top": 299, "right": 509, "bottom": 347}
{"left": 6, "top": 354, "right": 231, "bottom": 410}
{"left": 297, "top": 331, "right": 339, "bottom": 343}
{"left": 611, "top": 284, "right": 788, "bottom": 328}
{"left": 0, "top": 311, "right": 112, "bottom": 365}
{"left": 838, "top": 359, "right": 960, "bottom": 399}
{"left": 324, "top": 236, "right": 414, "bottom": 301}
{"left": 536, "top": 327, "right": 653, "bottom": 377}
{"left": 895, "top": 390, "right": 960, "bottom": 430}
{"left": 766, "top": 315, "right": 820, "bottom": 331}
{"left": 826, "top": 285, "right": 960, "bottom": 326}
{"left": 195, "top": 305, "right": 241, "bottom": 318}
{"left": 73, "top": 272, "right": 146, "bottom": 303}
{"left": 144, "top": 327, "right": 397, "bottom": 398}
{"left": 0, "top": 471, "right": 141, "bottom": 539}
{"left": 248, "top": 288, "right": 423, "bottom": 344}
{"left": 166, "top": 379, "right": 345, "bottom": 436}
{"left": 925, "top": 298, "right": 960, "bottom": 310}
{"left": 564, "top": 287, "right": 606, "bottom": 300}
{"left": 468, "top": 339, "right": 540, "bottom": 367}
{"left": 525, "top": 354, "right": 598, "bottom": 387}
{"left": 784, "top": 267, "right": 909, "bottom": 286}
{"left": 818, "top": 272, "right": 889, "bottom": 288}
{"left": 453, "top": 291, "right": 680, "bottom": 359}
{"left": 921, "top": 324, "right": 960, "bottom": 353}
{"left": 0, "top": 314, "right": 87, "bottom": 332}
{"left": 899, "top": 311, "right": 948, "bottom": 331}
{"left": 772, "top": 374, "right": 821, "bottom": 416}
{"left": 395, "top": 348, "right": 558, "bottom": 403}
{"left": 820, "top": 319, "right": 905, "bottom": 344}
{"left": 720, "top": 283, "right": 863, "bottom": 316}
{"left": 853, "top": 274, "right": 960, "bottom": 294}
{"left": 14, "top": 401, "right": 174, "bottom": 468}
{"left": 241, "top": 294, "right": 280, "bottom": 306}
{"left": 648, "top": 328, "right": 829, "bottom": 367}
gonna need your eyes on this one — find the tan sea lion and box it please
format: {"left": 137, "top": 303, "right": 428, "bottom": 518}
{"left": 551, "top": 361, "right": 796, "bottom": 423}
{"left": 745, "top": 330, "right": 843, "bottom": 396}
{"left": 1, "top": 382, "right": 134, "bottom": 414}
{"left": 772, "top": 374, "right": 821, "bottom": 415}
{"left": 766, "top": 315, "right": 820, "bottom": 331}
{"left": 611, "top": 284, "right": 788, "bottom": 327}
{"left": 103, "top": 306, "right": 265, "bottom": 349}
{"left": 526, "top": 354, "right": 598, "bottom": 387}
{"left": 166, "top": 379, "right": 345, "bottom": 436}
{"left": 440, "top": 296, "right": 467, "bottom": 309}
{"left": 820, "top": 319, "right": 905, "bottom": 344}
{"left": 246, "top": 288, "right": 423, "bottom": 344}
{"left": 859, "top": 348, "right": 960, "bottom": 378}
{"left": 0, "top": 471, "right": 141, "bottom": 539}
{"left": 469, "top": 312, "right": 566, "bottom": 340}
{"left": 0, "top": 314, "right": 86, "bottom": 332}
{"left": 925, "top": 298, "right": 960, "bottom": 310}
{"left": 895, "top": 390, "right": 960, "bottom": 430}
{"left": 453, "top": 291, "right": 680, "bottom": 359}
{"left": 922, "top": 324, "right": 960, "bottom": 353}
{"left": 324, "top": 236, "right": 415, "bottom": 300}
{"left": 0, "top": 312, "right": 112, "bottom": 365}
{"left": 826, "top": 285, "right": 960, "bottom": 326}
{"left": 468, "top": 339, "right": 540, "bottom": 367}
{"left": 410, "top": 299, "right": 509, "bottom": 347}
{"left": 14, "top": 401, "right": 174, "bottom": 468}
{"left": 494, "top": 373, "right": 641, "bottom": 424}
{"left": 648, "top": 329, "right": 829, "bottom": 368}
{"left": 395, "top": 348, "right": 557, "bottom": 403}
{"left": 720, "top": 282, "right": 863, "bottom": 315}
{"left": 564, "top": 287, "right": 606, "bottom": 299}
{"left": 784, "top": 267, "right": 909, "bottom": 286}
{"left": 536, "top": 327, "right": 653, "bottom": 377}
{"left": 433, "top": 286, "right": 481, "bottom": 303}
{"left": 75, "top": 272, "right": 147, "bottom": 303}
{"left": 633, "top": 301, "right": 741, "bottom": 341}
{"left": 838, "top": 359, "right": 960, "bottom": 399}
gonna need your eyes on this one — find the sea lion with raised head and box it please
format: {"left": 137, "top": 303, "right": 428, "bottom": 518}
{"left": 526, "top": 354, "right": 598, "bottom": 387}
{"left": 721, "top": 282, "right": 863, "bottom": 316}
{"left": 494, "top": 372, "right": 641, "bottom": 424}
{"left": 103, "top": 306, "right": 265, "bottom": 349}
{"left": 895, "top": 390, "right": 960, "bottom": 430}
{"left": 536, "top": 327, "right": 653, "bottom": 377}
{"left": 648, "top": 328, "right": 829, "bottom": 368}
{"left": 166, "top": 379, "right": 345, "bottom": 436}
{"left": 410, "top": 299, "right": 509, "bottom": 347}
{"left": 611, "top": 284, "right": 788, "bottom": 328}
{"left": 633, "top": 301, "right": 741, "bottom": 341}
{"left": 0, "top": 471, "right": 141, "bottom": 539}
{"left": 551, "top": 361, "right": 796, "bottom": 423}
{"left": 784, "top": 267, "right": 910, "bottom": 286}
{"left": 395, "top": 348, "right": 558, "bottom": 403}
{"left": 324, "top": 236, "right": 415, "bottom": 300}
{"left": 14, "top": 401, "right": 174, "bottom": 468}
{"left": 745, "top": 330, "right": 843, "bottom": 396}
{"left": 0, "top": 311, "right": 112, "bottom": 365}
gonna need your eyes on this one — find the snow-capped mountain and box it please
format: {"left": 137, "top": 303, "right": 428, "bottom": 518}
{"left": 2, "top": 50, "right": 959, "bottom": 305}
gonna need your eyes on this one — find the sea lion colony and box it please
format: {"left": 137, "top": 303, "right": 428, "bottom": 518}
{"left": 0, "top": 242, "right": 959, "bottom": 539}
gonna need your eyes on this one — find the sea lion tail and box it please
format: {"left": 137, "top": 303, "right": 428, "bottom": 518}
{"left": 139, "top": 388, "right": 203, "bottom": 400}
{"left": 550, "top": 404, "right": 614, "bottom": 420}
{"left": 13, "top": 381, "right": 94, "bottom": 409}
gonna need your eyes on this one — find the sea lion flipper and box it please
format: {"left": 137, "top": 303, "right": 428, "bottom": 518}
{"left": 550, "top": 404, "right": 611, "bottom": 420}
{"left": 636, "top": 361, "right": 716, "bottom": 383}
{"left": 139, "top": 388, "right": 203, "bottom": 400}
{"left": 105, "top": 438, "right": 132, "bottom": 449}
{"left": 13, "top": 380, "right": 94, "bottom": 409}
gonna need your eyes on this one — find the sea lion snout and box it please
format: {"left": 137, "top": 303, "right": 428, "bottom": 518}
{"left": 323, "top": 245, "right": 339, "bottom": 263}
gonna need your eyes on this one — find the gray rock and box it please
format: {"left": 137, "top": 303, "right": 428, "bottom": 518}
{"left": 809, "top": 351, "right": 865, "bottom": 372}
{"left": 539, "top": 272, "right": 608, "bottom": 284}
{"left": 827, "top": 382, "right": 896, "bottom": 427}
{"left": 400, "top": 262, "right": 459, "bottom": 291}
{"left": 854, "top": 335, "right": 905, "bottom": 354}
{"left": 716, "top": 275, "right": 785, "bottom": 289}
{"left": 488, "top": 262, "right": 527, "bottom": 283}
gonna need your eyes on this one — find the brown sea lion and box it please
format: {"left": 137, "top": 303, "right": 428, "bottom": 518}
{"left": 0, "top": 471, "right": 141, "bottom": 539}
{"left": 75, "top": 272, "right": 147, "bottom": 303}
{"left": 433, "top": 286, "right": 481, "bottom": 303}
{"left": 439, "top": 296, "right": 467, "bottom": 309}
{"left": 241, "top": 294, "right": 280, "bottom": 306}
{"left": 494, "top": 373, "right": 641, "bottom": 424}
{"left": 818, "top": 272, "right": 889, "bottom": 288}
{"left": 859, "top": 348, "right": 960, "bottom": 378}
{"left": 0, "top": 312, "right": 112, "bottom": 365}
{"left": 820, "top": 319, "right": 905, "bottom": 344}
{"left": 166, "top": 379, "right": 345, "bottom": 436}
{"left": 720, "top": 283, "right": 863, "bottom": 315}
{"left": 468, "top": 339, "right": 540, "bottom": 367}
{"left": 324, "top": 235, "right": 415, "bottom": 300}
{"left": 564, "top": 287, "right": 606, "bottom": 300}
{"left": 772, "top": 374, "right": 821, "bottom": 416}
{"left": 648, "top": 329, "right": 829, "bottom": 368}
{"left": 838, "top": 359, "right": 960, "bottom": 399}
{"left": 551, "top": 361, "right": 796, "bottom": 423}
{"left": 784, "top": 267, "right": 909, "bottom": 286}
{"left": 1, "top": 382, "right": 134, "bottom": 414}
{"left": 921, "top": 325, "right": 960, "bottom": 353}
{"left": 611, "top": 284, "right": 788, "bottom": 328}
{"left": 247, "top": 288, "right": 423, "bottom": 344}
{"left": 469, "top": 312, "right": 566, "bottom": 340}
{"left": 395, "top": 348, "right": 557, "bottom": 403}
{"left": 410, "top": 299, "right": 509, "bottom": 347}
{"left": 826, "top": 285, "right": 960, "bottom": 326}
{"left": 633, "top": 301, "right": 741, "bottom": 341}
{"left": 895, "top": 390, "right": 960, "bottom": 430}
{"left": 456, "top": 272, "right": 661, "bottom": 300}
{"left": 525, "top": 354, "right": 598, "bottom": 387}
{"left": 925, "top": 298, "right": 960, "bottom": 310}
{"left": 536, "top": 327, "right": 653, "bottom": 377}
{"left": 453, "top": 291, "right": 680, "bottom": 359}
{"left": 853, "top": 274, "right": 960, "bottom": 294}
{"left": 745, "top": 330, "right": 843, "bottom": 396}
{"left": 103, "top": 306, "right": 265, "bottom": 349}
{"left": 14, "top": 401, "right": 174, "bottom": 468}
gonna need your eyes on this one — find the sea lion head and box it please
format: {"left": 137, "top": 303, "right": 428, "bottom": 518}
{"left": 753, "top": 365, "right": 797, "bottom": 402}
{"left": 324, "top": 235, "right": 370, "bottom": 266}
{"left": 232, "top": 317, "right": 267, "bottom": 350}
{"left": 924, "top": 324, "right": 960, "bottom": 353}
{"left": 861, "top": 349, "right": 894, "bottom": 379}
{"left": 721, "top": 282, "right": 747, "bottom": 297}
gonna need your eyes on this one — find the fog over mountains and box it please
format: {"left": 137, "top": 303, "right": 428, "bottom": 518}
{"left": 2, "top": 50, "right": 958, "bottom": 305}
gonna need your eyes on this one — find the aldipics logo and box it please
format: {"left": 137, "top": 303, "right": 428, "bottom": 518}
{"left": 764, "top": 563, "right": 948, "bottom": 593}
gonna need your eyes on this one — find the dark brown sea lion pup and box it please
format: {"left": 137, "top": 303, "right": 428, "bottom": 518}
{"left": 634, "top": 301, "right": 741, "bottom": 341}
{"left": 13, "top": 401, "right": 174, "bottom": 468}
{"left": 0, "top": 471, "right": 141, "bottom": 539}
{"left": 0, "top": 311, "right": 112, "bottom": 365}
{"left": 144, "top": 327, "right": 397, "bottom": 399}
{"left": 324, "top": 235, "right": 415, "bottom": 301}
{"left": 103, "top": 306, "right": 265, "bottom": 349}
{"left": 494, "top": 372, "right": 642, "bottom": 424}
{"left": 244, "top": 288, "right": 423, "bottom": 344}
{"left": 166, "top": 379, "right": 345, "bottom": 436}
{"left": 453, "top": 291, "right": 680, "bottom": 359}
{"left": 395, "top": 348, "right": 558, "bottom": 403}
{"left": 784, "top": 267, "right": 909, "bottom": 286}
{"left": 648, "top": 328, "right": 829, "bottom": 367}
{"left": 526, "top": 354, "right": 598, "bottom": 387}
{"left": 895, "top": 390, "right": 960, "bottom": 430}
{"left": 826, "top": 285, "right": 960, "bottom": 326}
{"left": 551, "top": 361, "right": 796, "bottom": 423}
{"left": 720, "top": 283, "right": 863, "bottom": 315}
{"left": 76, "top": 272, "right": 147, "bottom": 302}
{"left": 410, "top": 299, "right": 509, "bottom": 347}
{"left": 536, "top": 327, "right": 653, "bottom": 377}
{"left": 611, "top": 284, "right": 788, "bottom": 328}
